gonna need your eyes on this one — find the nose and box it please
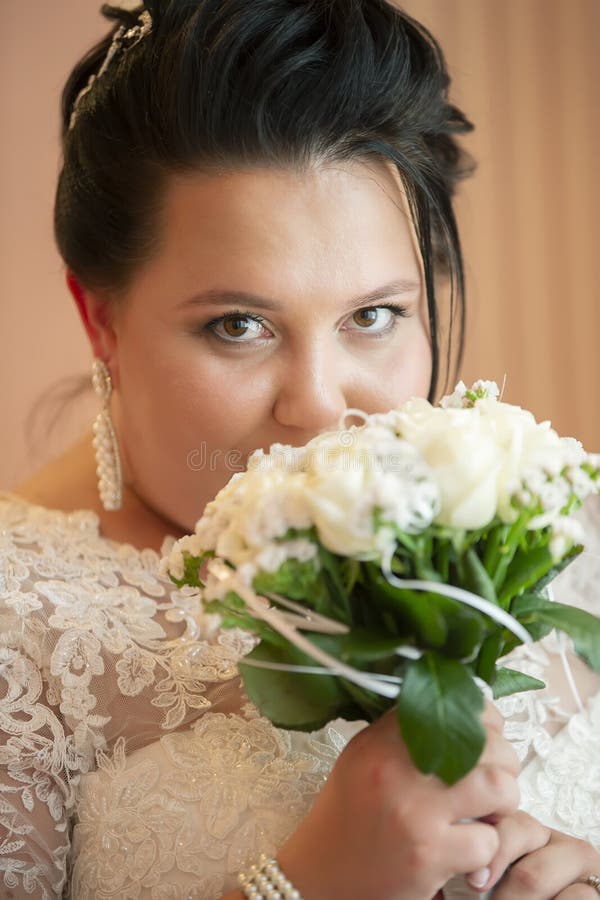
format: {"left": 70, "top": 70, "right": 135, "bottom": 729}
{"left": 272, "top": 344, "right": 349, "bottom": 434}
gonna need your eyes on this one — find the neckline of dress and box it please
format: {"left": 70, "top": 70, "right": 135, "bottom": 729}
{"left": 0, "top": 489, "right": 178, "bottom": 559}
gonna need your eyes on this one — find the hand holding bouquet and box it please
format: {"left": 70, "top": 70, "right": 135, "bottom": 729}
{"left": 161, "top": 381, "right": 600, "bottom": 785}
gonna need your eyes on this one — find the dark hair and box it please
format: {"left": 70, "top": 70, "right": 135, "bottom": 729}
{"left": 55, "top": 0, "right": 474, "bottom": 398}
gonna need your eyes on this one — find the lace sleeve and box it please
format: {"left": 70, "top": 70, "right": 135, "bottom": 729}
{"left": 0, "top": 493, "right": 256, "bottom": 897}
{"left": 495, "top": 495, "right": 600, "bottom": 849}
{"left": 0, "top": 596, "right": 90, "bottom": 898}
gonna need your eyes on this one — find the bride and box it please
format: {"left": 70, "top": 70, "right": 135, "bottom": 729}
{"left": 1, "top": 1, "right": 599, "bottom": 897}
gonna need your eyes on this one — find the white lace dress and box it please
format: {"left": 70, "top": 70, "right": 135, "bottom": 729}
{"left": 1, "top": 491, "right": 599, "bottom": 899}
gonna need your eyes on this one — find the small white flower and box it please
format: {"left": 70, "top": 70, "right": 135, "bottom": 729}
{"left": 164, "top": 548, "right": 184, "bottom": 581}
{"left": 537, "top": 478, "right": 570, "bottom": 513}
{"left": 439, "top": 381, "right": 468, "bottom": 409}
{"left": 561, "top": 437, "right": 587, "bottom": 467}
{"left": 565, "top": 466, "right": 594, "bottom": 500}
{"left": 254, "top": 538, "right": 317, "bottom": 574}
{"left": 470, "top": 380, "right": 500, "bottom": 401}
{"left": 522, "top": 467, "right": 548, "bottom": 497}
{"left": 514, "top": 488, "right": 533, "bottom": 509}
{"left": 439, "top": 379, "right": 499, "bottom": 409}
{"left": 248, "top": 443, "right": 309, "bottom": 473}
{"left": 549, "top": 516, "right": 585, "bottom": 560}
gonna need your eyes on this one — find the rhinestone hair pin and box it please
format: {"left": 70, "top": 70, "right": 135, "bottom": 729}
{"left": 69, "top": 9, "right": 153, "bottom": 131}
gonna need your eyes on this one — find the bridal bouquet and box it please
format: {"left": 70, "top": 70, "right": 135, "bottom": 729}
{"left": 161, "top": 381, "right": 600, "bottom": 784}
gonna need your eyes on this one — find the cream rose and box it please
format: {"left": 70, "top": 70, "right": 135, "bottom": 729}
{"left": 392, "top": 398, "right": 504, "bottom": 529}
{"left": 391, "top": 393, "right": 588, "bottom": 529}
{"left": 302, "top": 426, "right": 438, "bottom": 557}
{"left": 473, "top": 398, "right": 574, "bottom": 522}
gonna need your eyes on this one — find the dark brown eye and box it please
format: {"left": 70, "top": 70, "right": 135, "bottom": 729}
{"left": 207, "top": 313, "right": 268, "bottom": 342}
{"left": 350, "top": 306, "right": 405, "bottom": 335}
{"left": 352, "top": 308, "right": 380, "bottom": 328}
{"left": 223, "top": 316, "right": 252, "bottom": 337}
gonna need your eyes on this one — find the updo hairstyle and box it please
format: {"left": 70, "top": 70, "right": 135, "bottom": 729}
{"left": 55, "top": 0, "right": 474, "bottom": 396}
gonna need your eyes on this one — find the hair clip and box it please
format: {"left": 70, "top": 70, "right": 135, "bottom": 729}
{"left": 69, "top": 9, "right": 153, "bottom": 131}
{"left": 123, "top": 10, "right": 153, "bottom": 48}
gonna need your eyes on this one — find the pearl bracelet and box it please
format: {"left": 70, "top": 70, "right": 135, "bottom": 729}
{"left": 238, "top": 853, "right": 303, "bottom": 900}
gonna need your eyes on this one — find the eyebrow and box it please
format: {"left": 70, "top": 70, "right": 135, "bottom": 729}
{"left": 177, "top": 278, "right": 421, "bottom": 313}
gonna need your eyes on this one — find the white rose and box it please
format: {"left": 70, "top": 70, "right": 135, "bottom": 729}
{"left": 302, "top": 463, "right": 383, "bottom": 558}
{"left": 473, "top": 399, "right": 568, "bottom": 521}
{"left": 302, "top": 426, "right": 437, "bottom": 557}
{"left": 393, "top": 398, "right": 503, "bottom": 529}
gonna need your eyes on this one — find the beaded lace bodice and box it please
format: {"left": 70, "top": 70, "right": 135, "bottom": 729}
{"left": 1, "top": 491, "right": 599, "bottom": 899}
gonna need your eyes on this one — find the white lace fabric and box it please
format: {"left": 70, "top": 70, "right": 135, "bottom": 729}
{"left": 1, "top": 490, "right": 599, "bottom": 899}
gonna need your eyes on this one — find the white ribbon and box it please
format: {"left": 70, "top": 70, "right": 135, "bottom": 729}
{"left": 546, "top": 583, "right": 585, "bottom": 714}
{"left": 381, "top": 568, "right": 533, "bottom": 645}
{"left": 210, "top": 558, "right": 533, "bottom": 699}
{"left": 211, "top": 561, "right": 400, "bottom": 697}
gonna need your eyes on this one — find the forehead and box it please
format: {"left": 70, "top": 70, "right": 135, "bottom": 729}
{"left": 135, "top": 159, "right": 422, "bottom": 304}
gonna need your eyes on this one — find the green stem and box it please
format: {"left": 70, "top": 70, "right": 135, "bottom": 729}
{"left": 492, "top": 517, "right": 532, "bottom": 600}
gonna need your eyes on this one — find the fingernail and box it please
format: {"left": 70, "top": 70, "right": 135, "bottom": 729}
{"left": 468, "top": 867, "right": 490, "bottom": 889}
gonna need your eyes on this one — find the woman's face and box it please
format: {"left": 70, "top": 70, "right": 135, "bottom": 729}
{"left": 103, "top": 159, "right": 432, "bottom": 531}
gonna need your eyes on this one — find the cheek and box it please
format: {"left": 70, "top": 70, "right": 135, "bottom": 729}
{"left": 372, "top": 327, "right": 433, "bottom": 409}
{"left": 114, "top": 342, "right": 279, "bottom": 529}
{"left": 116, "top": 338, "right": 271, "bottom": 479}
{"left": 407, "top": 330, "right": 433, "bottom": 398}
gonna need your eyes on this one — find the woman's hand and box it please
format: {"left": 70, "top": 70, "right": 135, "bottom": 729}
{"left": 467, "top": 811, "right": 600, "bottom": 898}
{"left": 277, "top": 701, "right": 520, "bottom": 900}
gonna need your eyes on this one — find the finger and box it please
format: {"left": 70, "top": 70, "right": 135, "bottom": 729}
{"left": 467, "top": 811, "right": 550, "bottom": 892}
{"left": 444, "top": 821, "right": 500, "bottom": 876}
{"left": 481, "top": 700, "right": 506, "bottom": 735}
{"left": 556, "top": 887, "right": 600, "bottom": 900}
{"left": 492, "top": 842, "right": 594, "bottom": 900}
{"left": 450, "top": 765, "right": 520, "bottom": 821}
{"left": 368, "top": 706, "right": 408, "bottom": 745}
{"left": 478, "top": 726, "right": 521, "bottom": 777}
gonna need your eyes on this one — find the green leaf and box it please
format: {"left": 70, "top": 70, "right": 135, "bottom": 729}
{"left": 434, "top": 540, "right": 450, "bottom": 582}
{"left": 252, "top": 557, "right": 321, "bottom": 602}
{"left": 318, "top": 546, "right": 351, "bottom": 621}
{"left": 462, "top": 549, "right": 498, "bottom": 604}
{"left": 341, "top": 557, "right": 361, "bottom": 596}
{"left": 476, "top": 632, "right": 504, "bottom": 683}
{"left": 339, "top": 629, "right": 408, "bottom": 663}
{"left": 492, "top": 667, "right": 546, "bottom": 699}
{"left": 428, "top": 595, "right": 486, "bottom": 660}
{"left": 498, "top": 544, "right": 556, "bottom": 607}
{"left": 340, "top": 678, "right": 394, "bottom": 721}
{"left": 365, "top": 566, "right": 448, "bottom": 647}
{"left": 529, "top": 545, "right": 583, "bottom": 593}
{"left": 511, "top": 594, "right": 600, "bottom": 673}
{"left": 482, "top": 522, "right": 509, "bottom": 575}
{"left": 397, "top": 652, "right": 485, "bottom": 785}
{"left": 491, "top": 516, "right": 532, "bottom": 593}
{"left": 169, "top": 550, "right": 213, "bottom": 589}
{"left": 238, "top": 636, "right": 354, "bottom": 731}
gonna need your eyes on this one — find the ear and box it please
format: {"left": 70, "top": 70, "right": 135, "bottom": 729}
{"left": 67, "top": 270, "right": 120, "bottom": 384}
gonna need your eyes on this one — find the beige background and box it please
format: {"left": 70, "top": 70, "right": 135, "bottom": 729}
{"left": 1, "top": 0, "right": 598, "bottom": 491}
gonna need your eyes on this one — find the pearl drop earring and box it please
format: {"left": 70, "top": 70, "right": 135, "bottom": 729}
{"left": 91, "top": 359, "right": 123, "bottom": 511}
